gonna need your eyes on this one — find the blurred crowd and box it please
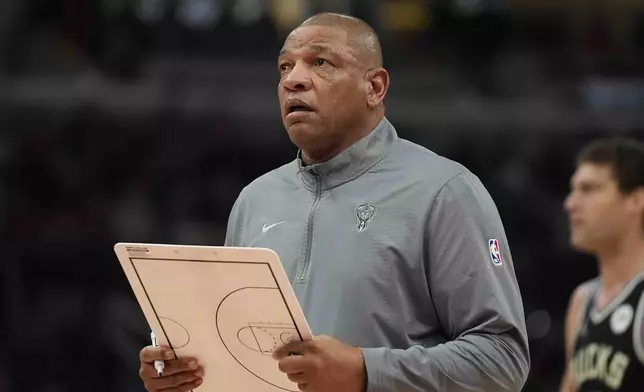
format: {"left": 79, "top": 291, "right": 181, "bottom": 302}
{"left": 2, "top": 0, "right": 643, "bottom": 81}
{"left": 1, "top": 1, "right": 644, "bottom": 392}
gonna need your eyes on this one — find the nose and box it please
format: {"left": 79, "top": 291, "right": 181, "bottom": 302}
{"left": 564, "top": 192, "right": 577, "bottom": 213}
{"left": 281, "top": 62, "right": 312, "bottom": 91}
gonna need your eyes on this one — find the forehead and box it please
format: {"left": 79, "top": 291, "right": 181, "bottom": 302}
{"left": 280, "top": 25, "right": 351, "bottom": 55}
{"left": 572, "top": 163, "right": 615, "bottom": 184}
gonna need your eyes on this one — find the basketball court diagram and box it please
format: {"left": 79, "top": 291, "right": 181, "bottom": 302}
{"left": 216, "top": 286, "right": 301, "bottom": 391}
{"left": 115, "top": 244, "right": 313, "bottom": 392}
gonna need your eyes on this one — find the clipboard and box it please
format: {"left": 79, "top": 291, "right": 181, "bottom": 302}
{"left": 114, "top": 242, "right": 314, "bottom": 392}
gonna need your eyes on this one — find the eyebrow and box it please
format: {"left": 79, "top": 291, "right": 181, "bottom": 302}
{"left": 573, "top": 178, "right": 603, "bottom": 187}
{"left": 279, "top": 44, "right": 336, "bottom": 57}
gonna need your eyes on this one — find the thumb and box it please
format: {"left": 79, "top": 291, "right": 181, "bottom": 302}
{"left": 272, "top": 338, "right": 306, "bottom": 360}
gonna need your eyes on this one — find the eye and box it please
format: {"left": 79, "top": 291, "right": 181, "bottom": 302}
{"left": 579, "top": 183, "right": 599, "bottom": 193}
{"left": 278, "top": 62, "right": 292, "bottom": 73}
{"left": 314, "top": 58, "right": 328, "bottom": 66}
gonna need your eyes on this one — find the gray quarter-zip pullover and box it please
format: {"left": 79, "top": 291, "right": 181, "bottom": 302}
{"left": 224, "top": 117, "right": 530, "bottom": 391}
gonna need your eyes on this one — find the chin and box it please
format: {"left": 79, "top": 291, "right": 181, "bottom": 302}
{"left": 285, "top": 122, "right": 321, "bottom": 146}
{"left": 285, "top": 120, "right": 311, "bottom": 132}
{"left": 569, "top": 235, "right": 597, "bottom": 254}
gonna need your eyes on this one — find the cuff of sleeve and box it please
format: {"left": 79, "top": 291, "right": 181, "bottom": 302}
{"left": 360, "top": 347, "right": 388, "bottom": 392}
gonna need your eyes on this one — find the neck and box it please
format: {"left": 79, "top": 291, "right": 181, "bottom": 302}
{"left": 596, "top": 231, "right": 644, "bottom": 290}
{"left": 301, "top": 110, "right": 384, "bottom": 165}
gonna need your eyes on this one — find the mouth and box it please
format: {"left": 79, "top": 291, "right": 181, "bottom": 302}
{"left": 285, "top": 99, "right": 314, "bottom": 115}
{"left": 569, "top": 218, "right": 584, "bottom": 228}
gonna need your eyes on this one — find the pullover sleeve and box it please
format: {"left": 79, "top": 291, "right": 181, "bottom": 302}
{"left": 361, "top": 171, "right": 530, "bottom": 392}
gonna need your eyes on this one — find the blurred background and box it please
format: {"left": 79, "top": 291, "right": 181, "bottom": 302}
{"left": 1, "top": 0, "right": 643, "bottom": 391}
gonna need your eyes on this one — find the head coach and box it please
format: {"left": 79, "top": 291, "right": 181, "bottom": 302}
{"left": 138, "top": 12, "right": 530, "bottom": 392}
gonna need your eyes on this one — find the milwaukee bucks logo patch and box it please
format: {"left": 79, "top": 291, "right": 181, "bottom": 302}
{"left": 355, "top": 203, "right": 376, "bottom": 232}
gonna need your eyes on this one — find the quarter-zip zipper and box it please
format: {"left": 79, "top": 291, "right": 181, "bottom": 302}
{"left": 300, "top": 171, "right": 322, "bottom": 281}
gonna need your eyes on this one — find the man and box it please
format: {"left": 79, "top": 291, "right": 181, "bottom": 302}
{"left": 137, "top": 12, "right": 530, "bottom": 392}
{"left": 559, "top": 138, "right": 644, "bottom": 392}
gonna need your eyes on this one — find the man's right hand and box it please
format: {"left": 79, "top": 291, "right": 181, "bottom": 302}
{"left": 139, "top": 345, "right": 204, "bottom": 392}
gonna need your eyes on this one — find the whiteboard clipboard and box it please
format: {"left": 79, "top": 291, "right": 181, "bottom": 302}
{"left": 114, "top": 242, "right": 313, "bottom": 392}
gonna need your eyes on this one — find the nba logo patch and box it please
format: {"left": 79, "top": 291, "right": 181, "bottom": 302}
{"left": 489, "top": 239, "right": 503, "bottom": 266}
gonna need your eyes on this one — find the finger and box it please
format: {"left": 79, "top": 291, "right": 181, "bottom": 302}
{"left": 278, "top": 355, "right": 314, "bottom": 374}
{"left": 145, "top": 367, "right": 204, "bottom": 390}
{"left": 159, "top": 377, "right": 204, "bottom": 392}
{"left": 160, "top": 358, "right": 200, "bottom": 376}
{"left": 140, "top": 345, "right": 175, "bottom": 363}
{"left": 140, "top": 358, "right": 199, "bottom": 379}
{"left": 297, "top": 382, "right": 309, "bottom": 391}
{"left": 273, "top": 339, "right": 307, "bottom": 359}
{"left": 286, "top": 372, "right": 308, "bottom": 384}
{"left": 140, "top": 363, "right": 160, "bottom": 380}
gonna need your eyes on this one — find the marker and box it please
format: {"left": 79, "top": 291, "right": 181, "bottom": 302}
{"left": 150, "top": 331, "right": 165, "bottom": 376}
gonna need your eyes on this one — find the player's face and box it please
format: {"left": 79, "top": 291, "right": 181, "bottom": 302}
{"left": 277, "top": 25, "right": 369, "bottom": 156}
{"left": 564, "top": 163, "right": 631, "bottom": 252}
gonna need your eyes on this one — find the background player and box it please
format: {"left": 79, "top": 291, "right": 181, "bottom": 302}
{"left": 560, "top": 138, "right": 644, "bottom": 391}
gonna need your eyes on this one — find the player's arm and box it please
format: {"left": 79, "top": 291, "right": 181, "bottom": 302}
{"left": 360, "top": 171, "right": 530, "bottom": 392}
{"left": 559, "top": 283, "right": 591, "bottom": 392}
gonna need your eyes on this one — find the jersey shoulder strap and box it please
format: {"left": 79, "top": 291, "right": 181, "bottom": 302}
{"left": 572, "top": 278, "right": 601, "bottom": 342}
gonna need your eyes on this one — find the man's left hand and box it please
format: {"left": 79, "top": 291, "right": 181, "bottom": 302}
{"left": 273, "top": 335, "right": 366, "bottom": 392}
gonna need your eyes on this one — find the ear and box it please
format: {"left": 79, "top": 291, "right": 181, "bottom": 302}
{"left": 631, "top": 186, "right": 644, "bottom": 213}
{"left": 365, "top": 68, "right": 390, "bottom": 108}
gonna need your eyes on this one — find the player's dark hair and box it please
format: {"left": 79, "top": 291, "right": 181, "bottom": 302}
{"left": 577, "top": 137, "right": 644, "bottom": 195}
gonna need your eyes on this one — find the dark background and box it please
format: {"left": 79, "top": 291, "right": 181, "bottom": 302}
{"left": 1, "top": 1, "right": 644, "bottom": 391}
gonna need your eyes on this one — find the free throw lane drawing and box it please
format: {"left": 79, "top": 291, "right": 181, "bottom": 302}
{"left": 237, "top": 322, "right": 299, "bottom": 354}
